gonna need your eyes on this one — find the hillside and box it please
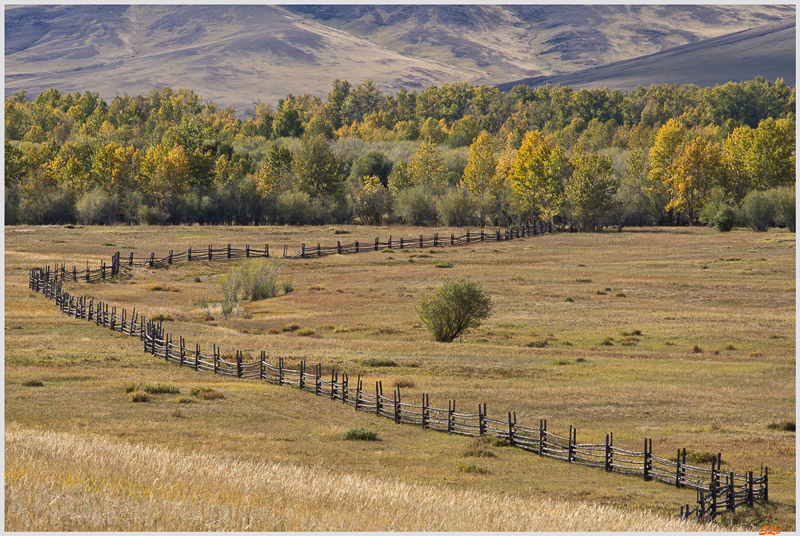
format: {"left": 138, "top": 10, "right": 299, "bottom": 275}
{"left": 497, "top": 20, "right": 796, "bottom": 93}
{"left": 4, "top": 4, "right": 796, "bottom": 113}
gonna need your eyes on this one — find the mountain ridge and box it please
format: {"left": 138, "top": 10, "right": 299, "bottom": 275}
{"left": 5, "top": 5, "right": 796, "bottom": 114}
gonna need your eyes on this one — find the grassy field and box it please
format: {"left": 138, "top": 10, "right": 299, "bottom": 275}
{"left": 5, "top": 224, "right": 795, "bottom": 531}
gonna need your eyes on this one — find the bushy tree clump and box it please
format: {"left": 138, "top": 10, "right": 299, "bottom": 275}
{"left": 417, "top": 276, "right": 493, "bottom": 342}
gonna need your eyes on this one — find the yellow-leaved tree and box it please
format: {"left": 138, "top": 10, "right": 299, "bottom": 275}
{"left": 648, "top": 118, "right": 687, "bottom": 223}
{"left": 666, "top": 136, "right": 723, "bottom": 225}
{"left": 461, "top": 131, "right": 503, "bottom": 227}
{"left": 512, "top": 130, "right": 566, "bottom": 223}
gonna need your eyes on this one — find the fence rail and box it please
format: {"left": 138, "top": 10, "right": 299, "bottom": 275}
{"left": 42, "top": 224, "right": 553, "bottom": 283}
{"left": 28, "top": 231, "right": 767, "bottom": 521}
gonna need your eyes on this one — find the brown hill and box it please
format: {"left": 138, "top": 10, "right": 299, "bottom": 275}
{"left": 496, "top": 20, "right": 796, "bottom": 93}
{"left": 5, "top": 5, "right": 796, "bottom": 114}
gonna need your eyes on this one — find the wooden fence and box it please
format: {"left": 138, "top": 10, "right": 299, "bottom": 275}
{"left": 44, "top": 223, "right": 552, "bottom": 282}
{"left": 28, "top": 264, "right": 768, "bottom": 522}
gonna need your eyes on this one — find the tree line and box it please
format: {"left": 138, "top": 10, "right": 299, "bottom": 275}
{"left": 4, "top": 76, "right": 795, "bottom": 231}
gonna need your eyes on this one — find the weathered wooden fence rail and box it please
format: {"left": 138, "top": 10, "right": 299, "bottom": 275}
{"left": 28, "top": 233, "right": 767, "bottom": 523}
{"left": 43, "top": 224, "right": 552, "bottom": 282}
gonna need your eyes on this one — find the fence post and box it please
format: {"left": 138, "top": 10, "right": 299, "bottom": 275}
{"left": 300, "top": 361, "right": 305, "bottom": 390}
{"left": 195, "top": 344, "right": 200, "bottom": 371}
{"left": 315, "top": 364, "right": 321, "bottom": 396}
{"left": 375, "top": 237, "right": 379, "bottom": 251}
{"left": 450, "top": 233, "right": 454, "bottom": 245}
{"left": 422, "top": 394, "right": 427, "bottom": 429}
{"left": 419, "top": 234, "right": 423, "bottom": 248}
{"left": 265, "top": 244, "right": 269, "bottom": 258}
{"left": 675, "top": 448, "right": 683, "bottom": 487}
{"left": 508, "top": 411, "right": 515, "bottom": 446}
{"left": 168, "top": 250, "right": 173, "bottom": 264}
{"left": 236, "top": 351, "right": 242, "bottom": 378}
{"left": 149, "top": 252, "right": 154, "bottom": 267}
{"left": 214, "top": 345, "right": 219, "bottom": 374}
{"left": 447, "top": 400, "right": 454, "bottom": 434}
{"left": 605, "top": 433, "right": 613, "bottom": 472}
{"left": 337, "top": 241, "right": 342, "bottom": 254}
{"left": 478, "top": 404, "right": 484, "bottom": 436}
{"left": 188, "top": 247, "right": 192, "bottom": 261}
{"left": 644, "top": 438, "right": 652, "bottom": 481}
{"left": 375, "top": 381, "right": 381, "bottom": 417}
{"left": 727, "top": 472, "right": 735, "bottom": 513}
{"left": 179, "top": 336, "right": 185, "bottom": 366}
{"left": 209, "top": 245, "right": 212, "bottom": 261}
{"left": 466, "top": 230, "right": 470, "bottom": 244}
{"left": 227, "top": 244, "right": 231, "bottom": 259}
{"left": 747, "top": 471, "right": 754, "bottom": 507}
{"left": 568, "top": 425, "right": 574, "bottom": 462}
{"left": 539, "top": 419, "right": 546, "bottom": 455}
{"left": 388, "top": 235, "right": 392, "bottom": 249}
{"left": 342, "top": 372, "right": 348, "bottom": 405}
{"left": 764, "top": 467, "right": 769, "bottom": 502}
{"left": 400, "top": 237, "right": 404, "bottom": 249}
{"left": 246, "top": 245, "right": 250, "bottom": 258}
{"left": 394, "top": 389, "right": 399, "bottom": 423}
{"left": 317, "top": 243, "right": 321, "bottom": 257}
{"left": 330, "top": 369, "right": 336, "bottom": 400}
{"left": 355, "top": 241, "right": 359, "bottom": 253}
{"left": 279, "top": 357, "right": 285, "bottom": 385}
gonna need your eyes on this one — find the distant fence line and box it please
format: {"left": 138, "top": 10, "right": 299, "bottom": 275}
{"left": 29, "top": 265, "right": 768, "bottom": 522}
{"left": 44, "top": 223, "right": 553, "bottom": 283}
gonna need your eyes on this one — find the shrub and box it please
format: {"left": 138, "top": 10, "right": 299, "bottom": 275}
{"left": 551, "top": 359, "right": 571, "bottom": 365}
{"left": 76, "top": 187, "right": 119, "bottom": 225}
{"left": 395, "top": 185, "right": 438, "bottom": 226}
{"left": 436, "top": 186, "right": 475, "bottom": 226}
{"left": 282, "top": 281, "right": 294, "bottom": 294}
{"left": 344, "top": 427, "right": 378, "bottom": 441}
{"left": 362, "top": 358, "right": 398, "bottom": 367}
{"left": 295, "top": 328, "right": 315, "bottom": 337}
{"left": 525, "top": 340, "right": 548, "bottom": 348}
{"left": 712, "top": 205, "right": 739, "bottom": 232}
{"left": 129, "top": 391, "right": 149, "bottom": 402}
{"left": 773, "top": 185, "right": 796, "bottom": 232}
{"left": 417, "top": 276, "right": 493, "bottom": 342}
{"left": 766, "top": 420, "right": 795, "bottom": 432}
{"left": 174, "top": 396, "right": 195, "bottom": 404}
{"left": 151, "top": 314, "right": 174, "bottom": 322}
{"left": 21, "top": 378, "right": 43, "bottom": 387}
{"left": 564, "top": 297, "right": 574, "bottom": 302}
{"left": 221, "top": 258, "right": 282, "bottom": 317}
{"left": 741, "top": 189, "right": 777, "bottom": 232}
{"left": 282, "top": 323, "right": 301, "bottom": 332}
{"left": 148, "top": 284, "right": 179, "bottom": 292}
{"left": 692, "top": 345, "right": 703, "bottom": 353}
{"left": 435, "top": 262, "right": 454, "bottom": 268}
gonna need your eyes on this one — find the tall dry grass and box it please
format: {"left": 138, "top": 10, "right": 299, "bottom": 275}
{"left": 5, "top": 426, "right": 731, "bottom": 532}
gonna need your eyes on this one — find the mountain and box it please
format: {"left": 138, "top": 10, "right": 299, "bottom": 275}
{"left": 5, "top": 5, "right": 796, "bottom": 114}
{"left": 497, "top": 20, "right": 797, "bottom": 93}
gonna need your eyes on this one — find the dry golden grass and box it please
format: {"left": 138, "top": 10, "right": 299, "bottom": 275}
{"left": 5, "top": 426, "right": 731, "bottom": 532}
{"left": 5, "top": 224, "right": 796, "bottom": 531}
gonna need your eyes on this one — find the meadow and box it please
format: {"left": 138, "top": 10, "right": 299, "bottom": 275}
{"left": 5, "top": 224, "right": 795, "bottom": 531}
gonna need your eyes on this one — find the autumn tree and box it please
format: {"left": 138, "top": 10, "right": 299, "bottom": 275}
{"left": 408, "top": 138, "right": 448, "bottom": 192}
{"left": 294, "top": 134, "right": 344, "bottom": 200}
{"left": 565, "top": 143, "right": 617, "bottom": 231}
{"left": 665, "top": 136, "right": 723, "bottom": 225}
{"left": 512, "top": 130, "right": 566, "bottom": 223}
{"left": 461, "top": 131, "right": 502, "bottom": 227}
{"left": 649, "top": 118, "right": 688, "bottom": 223}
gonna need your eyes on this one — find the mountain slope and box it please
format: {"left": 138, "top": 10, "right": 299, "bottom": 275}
{"left": 4, "top": 5, "right": 471, "bottom": 113}
{"left": 496, "top": 20, "right": 796, "bottom": 93}
{"left": 5, "top": 4, "right": 796, "bottom": 114}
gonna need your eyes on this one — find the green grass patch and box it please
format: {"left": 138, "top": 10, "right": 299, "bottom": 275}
{"left": 457, "top": 464, "right": 488, "bottom": 474}
{"left": 362, "top": 358, "right": 398, "bottom": 367}
{"left": 435, "top": 262, "right": 453, "bottom": 268}
{"left": 343, "top": 427, "right": 378, "bottom": 441}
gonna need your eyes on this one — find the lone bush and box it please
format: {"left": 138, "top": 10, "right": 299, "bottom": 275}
{"left": 417, "top": 276, "right": 493, "bottom": 342}
{"left": 220, "top": 257, "right": 282, "bottom": 318}
{"left": 741, "top": 189, "right": 776, "bottom": 232}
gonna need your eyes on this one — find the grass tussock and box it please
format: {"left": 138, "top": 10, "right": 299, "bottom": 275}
{"left": 393, "top": 378, "right": 415, "bottom": 389}
{"left": 190, "top": 387, "right": 224, "bottom": 400}
{"left": 151, "top": 314, "right": 174, "bottom": 322}
{"left": 766, "top": 421, "right": 795, "bottom": 432}
{"left": 458, "top": 463, "right": 488, "bottom": 474}
{"left": 128, "top": 391, "right": 149, "bottom": 402}
{"left": 21, "top": 378, "right": 44, "bottom": 387}
{"left": 281, "top": 323, "right": 301, "bottom": 333}
{"left": 295, "top": 328, "right": 315, "bottom": 337}
{"left": 147, "top": 283, "right": 179, "bottom": 292}
{"left": 362, "top": 358, "right": 398, "bottom": 367}
{"left": 343, "top": 427, "right": 379, "bottom": 441}
{"left": 462, "top": 437, "right": 497, "bottom": 458}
